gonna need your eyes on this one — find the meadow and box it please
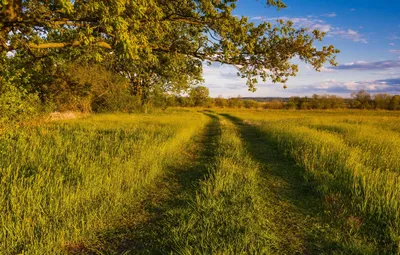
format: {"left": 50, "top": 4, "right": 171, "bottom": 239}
{"left": 1, "top": 109, "right": 400, "bottom": 254}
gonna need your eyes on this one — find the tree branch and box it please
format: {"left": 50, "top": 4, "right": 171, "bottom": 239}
{"left": 18, "top": 41, "right": 112, "bottom": 50}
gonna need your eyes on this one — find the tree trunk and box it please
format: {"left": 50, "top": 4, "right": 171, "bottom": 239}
{"left": 130, "top": 77, "right": 151, "bottom": 106}
{"left": 130, "top": 78, "right": 143, "bottom": 97}
{"left": 141, "top": 81, "right": 151, "bottom": 106}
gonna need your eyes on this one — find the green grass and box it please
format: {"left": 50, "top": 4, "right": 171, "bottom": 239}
{"left": 2, "top": 109, "right": 400, "bottom": 254}
{"left": 171, "top": 114, "right": 279, "bottom": 254}
{"left": 223, "top": 109, "right": 400, "bottom": 254}
{"left": 0, "top": 111, "right": 208, "bottom": 254}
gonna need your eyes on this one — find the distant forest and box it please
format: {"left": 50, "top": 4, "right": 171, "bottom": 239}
{"left": 165, "top": 89, "right": 400, "bottom": 110}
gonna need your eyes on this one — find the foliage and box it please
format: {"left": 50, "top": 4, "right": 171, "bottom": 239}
{"left": 350, "top": 90, "right": 373, "bottom": 109}
{"left": 1, "top": 0, "right": 339, "bottom": 93}
{"left": 286, "top": 95, "right": 345, "bottom": 110}
{"left": 389, "top": 95, "right": 400, "bottom": 110}
{"left": 160, "top": 91, "right": 400, "bottom": 111}
{"left": 263, "top": 99, "right": 285, "bottom": 109}
{"left": 243, "top": 99, "right": 260, "bottom": 108}
{"left": 373, "top": 94, "right": 392, "bottom": 110}
{"left": 0, "top": 0, "right": 342, "bottom": 117}
{"left": 1, "top": 51, "right": 146, "bottom": 113}
{"left": 310, "top": 94, "right": 345, "bottom": 109}
{"left": 0, "top": 78, "right": 40, "bottom": 124}
{"left": 214, "top": 96, "right": 228, "bottom": 108}
{"left": 68, "top": 64, "right": 144, "bottom": 113}
{"left": 227, "top": 96, "right": 245, "bottom": 108}
{"left": 189, "top": 85, "right": 210, "bottom": 107}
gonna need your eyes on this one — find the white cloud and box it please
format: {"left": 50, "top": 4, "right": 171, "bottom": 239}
{"left": 350, "top": 8, "right": 356, "bottom": 11}
{"left": 202, "top": 63, "right": 247, "bottom": 91}
{"left": 295, "top": 77, "right": 400, "bottom": 94}
{"left": 321, "top": 12, "right": 337, "bottom": 18}
{"left": 320, "top": 66, "right": 336, "bottom": 73}
{"left": 330, "top": 60, "right": 400, "bottom": 70}
{"left": 260, "top": 16, "right": 366, "bottom": 43}
{"left": 390, "top": 43, "right": 396, "bottom": 46}
{"left": 267, "top": 16, "right": 333, "bottom": 33}
{"left": 310, "top": 23, "right": 331, "bottom": 33}
{"left": 389, "top": 49, "right": 400, "bottom": 54}
{"left": 329, "top": 28, "right": 368, "bottom": 43}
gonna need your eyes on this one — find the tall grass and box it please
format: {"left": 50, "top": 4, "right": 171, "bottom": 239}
{"left": 172, "top": 115, "right": 278, "bottom": 254}
{"left": 3, "top": 108, "right": 400, "bottom": 254}
{"left": 0, "top": 112, "right": 207, "bottom": 254}
{"left": 307, "top": 121, "right": 400, "bottom": 173}
{"left": 229, "top": 110, "right": 400, "bottom": 253}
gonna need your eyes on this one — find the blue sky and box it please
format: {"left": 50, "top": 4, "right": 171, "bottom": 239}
{"left": 203, "top": 0, "right": 400, "bottom": 98}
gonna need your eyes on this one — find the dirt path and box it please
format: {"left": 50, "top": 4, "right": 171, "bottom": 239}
{"left": 221, "top": 113, "right": 364, "bottom": 254}
{"left": 71, "top": 112, "right": 367, "bottom": 254}
{"left": 71, "top": 113, "right": 221, "bottom": 254}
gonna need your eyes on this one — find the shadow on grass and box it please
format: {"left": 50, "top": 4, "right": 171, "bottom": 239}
{"left": 67, "top": 112, "right": 220, "bottom": 255}
{"left": 220, "top": 113, "right": 354, "bottom": 254}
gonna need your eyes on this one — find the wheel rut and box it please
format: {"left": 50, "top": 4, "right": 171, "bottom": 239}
{"left": 68, "top": 113, "right": 221, "bottom": 255}
{"left": 71, "top": 112, "right": 359, "bottom": 254}
{"left": 221, "top": 113, "right": 361, "bottom": 254}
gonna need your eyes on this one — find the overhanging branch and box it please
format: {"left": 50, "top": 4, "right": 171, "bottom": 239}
{"left": 26, "top": 41, "right": 112, "bottom": 49}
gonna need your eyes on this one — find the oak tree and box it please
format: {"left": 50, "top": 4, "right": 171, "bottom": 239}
{"left": 1, "top": 0, "right": 339, "bottom": 97}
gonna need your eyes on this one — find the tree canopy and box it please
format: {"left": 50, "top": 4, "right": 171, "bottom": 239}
{"left": 190, "top": 85, "right": 209, "bottom": 106}
{"left": 1, "top": 0, "right": 339, "bottom": 94}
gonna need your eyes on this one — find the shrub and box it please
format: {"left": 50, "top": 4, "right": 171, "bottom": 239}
{"left": 0, "top": 79, "right": 40, "bottom": 124}
{"left": 227, "top": 97, "right": 244, "bottom": 108}
{"left": 243, "top": 100, "right": 259, "bottom": 109}
{"left": 264, "top": 100, "right": 285, "bottom": 109}
{"left": 189, "top": 86, "right": 210, "bottom": 107}
{"left": 214, "top": 96, "right": 227, "bottom": 108}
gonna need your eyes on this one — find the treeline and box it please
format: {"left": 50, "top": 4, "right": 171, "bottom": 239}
{"left": 1, "top": 63, "right": 399, "bottom": 125}
{"left": 286, "top": 91, "right": 400, "bottom": 110}
{"left": 348, "top": 90, "right": 400, "bottom": 110}
{"left": 163, "top": 95, "right": 284, "bottom": 109}
{"left": 157, "top": 90, "right": 400, "bottom": 110}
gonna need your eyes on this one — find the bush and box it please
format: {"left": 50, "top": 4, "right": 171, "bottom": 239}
{"left": 59, "top": 64, "right": 143, "bottom": 113}
{"left": 243, "top": 100, "right": 259, "bottom": 109}
{"left": 189, "top": 86, "right": 210, "bottom": 107}
{"left": 214, "top": 96, "right": 227, "bottom": 108}
{"left": 227, "top": 97, "right": 244, "bottom": 108}
{"left": 264, "top": 100, "right": 285, "bottom": 109}
{"left": 93, "top": 91, "right": 143, "bottom": 113}
{"left": 0, "top": 80, "right": 40, "bottom": 124}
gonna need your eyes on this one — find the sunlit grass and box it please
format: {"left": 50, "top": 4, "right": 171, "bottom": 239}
{"left": 226, "top": 109, "right": 400, "bottom": 253}
{"left": 172, "top": 114, "right": 279, "bottom": 254}
{"left": 2, "top": 108, "right": 400, "bottom": 254}
{"left": 0, "top": 111, "right": 208, "bottom": 254}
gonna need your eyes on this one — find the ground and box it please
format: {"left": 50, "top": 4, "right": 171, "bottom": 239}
{"left": 1, "top": 109, "right": 400, "bottom": 254}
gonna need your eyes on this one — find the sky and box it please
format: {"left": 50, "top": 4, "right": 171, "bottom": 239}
{"left": 202, "top": 0, "right": 400, "bottom": 98}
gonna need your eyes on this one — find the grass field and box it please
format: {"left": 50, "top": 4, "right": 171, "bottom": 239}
{"left": 1, "top": 109, "right": 400, "bottom": 254}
